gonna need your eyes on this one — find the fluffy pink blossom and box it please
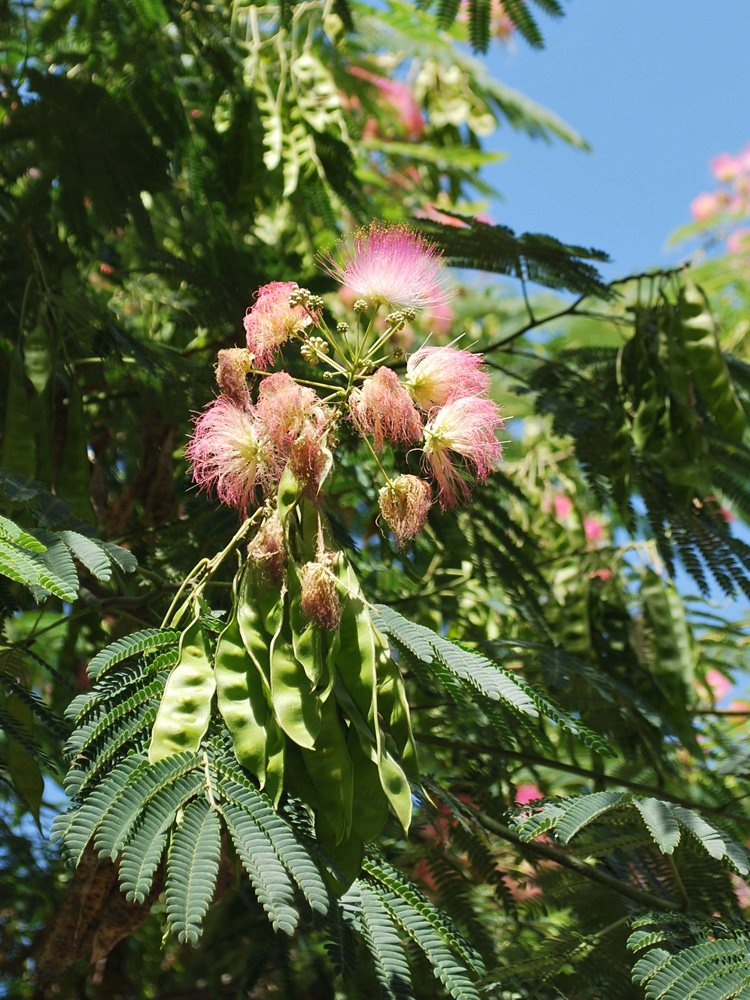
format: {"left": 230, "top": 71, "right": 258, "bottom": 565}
{"left": 690, "top": 192, "right": 724, "bottom": 221}
{"left": 553, "top": 495, "right": 572, "bottom": 520}
{"left": 584, "top": 518, "right": 603, "bottom": 542}
{"left": 711, "top": 152, "right": 741, "bottom": 182}
{"left": 514, "top": 784, "right": 542, "bottom": 805}
{"left": 322, "top": 222, "right": 452, "bottom": 315}
{"left": 423, "top": 396, "right": 503, "bottom": 509}
{"left": 349, "top": 367, "right": 423, "bottom": 451}
{"left": 243, "top": 281, "right": 315, "bottom": 370}
{"left": 255, "top": 373, "right": 333, "bottom": 497}
{"left": 703, "top": 669, "right": 733, "bottom": 703}
{"left": 349, "top": 67, "right": 424, "bottom": 142}
{"left": 186, "top": 396, "right": 264, "bottom": 514}
{"left": 405, "top": 346, "right": 490, "bottom": 412}
{"left": 728, "top": 227, "right": 750, "bottom": 254}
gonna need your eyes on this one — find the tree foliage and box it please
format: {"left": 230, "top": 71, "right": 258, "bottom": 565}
{"left": 2, "top": 2, "right": 750, "bottom": 1000}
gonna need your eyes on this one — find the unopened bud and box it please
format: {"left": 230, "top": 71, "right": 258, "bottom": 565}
{"left": 378, "top": 475, "right": 433, "bottom": 548}
{"left": 300, "top": 336, "right": 330, "bottom": 365}
{"left": 336, "top": 321, "right": 350, "bottom": 335}
{"left": 353, "top": 299, "right": 368, "bottom": 313}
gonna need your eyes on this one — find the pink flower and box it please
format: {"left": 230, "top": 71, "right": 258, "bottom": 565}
{"left": 349, "top": 367, "right": 423, "bottom": 451}
{"left": 243, "top": 282, "right": 315, "bottom": 370}
{"left": 423, "top": 396, "right": 503, "bottom": 509}
{"left": 711, "top": 153, "right": 740, "bottom": 182}
{"left": 514, "top": 784, "right": 542, "bottom": 805}
{"left": 584, "top": 517, "right": 603, "bottom": 541}
{"left": 378, "top": 475, "right": 433, "bottom": 547}
{"left": 704, "top": 669, "right": 733, "bottom": 703}
{"left": 690, "top": 192, "right": 724, "bottom": 221}
{"left": 348, "top": 67, "right": 424, "bottom": 142}
{"left": 727, "top": 227, "right": 750, "bottom": 255}
{"left": 186, "top": 396, "right": 264, "bottom": 514}
{"left": 255, "top": 373, "right": 333, "bottom": 497}
{"left": 553, "top": 495, "right": 572, "bottom": 520}
{"left": 405, "top": 347, "right": 490, "bottom": 411}
{"left": 322, "top": 222, "right": 452, "bottom": 315}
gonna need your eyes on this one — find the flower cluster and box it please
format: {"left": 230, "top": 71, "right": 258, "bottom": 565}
{"left": 187, "top": 221, "right": 503, "bottom": 553}
{"left": 689, "top": 144, "right": 750, "bottom": 255}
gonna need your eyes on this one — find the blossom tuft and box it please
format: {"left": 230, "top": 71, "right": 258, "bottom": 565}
{"left": 349, "top": 367, "right": 423, "bottom": 451}
{"left": 243, "top": 281, "right": 315, "bottom": 370}
{"left": 321, "top": 222, "right": 452, "bottom": 315}
{"left": 215, "top": 348, "right": 255, "bottom": 404}
{"left": 300, "top": 558, "right": 341, "bottom": 630}
{"left": 423, "top": 396, "right": 503, "bottom": 509}
{"left": 405, "top": 346, "right": 490, "bottom": 411}
{"left": 186, "top": 396, "right": 264, "bottom": 514}
{"left": 248, "top": 511, "right": 286, "bottom": 583}
{"left": 378, "top": 475, "right": 433, "bottom": 548}
{"left": 255, "top": 373, "right": 334, "bottom": 497}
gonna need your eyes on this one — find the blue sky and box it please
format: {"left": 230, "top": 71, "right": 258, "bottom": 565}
{"left": 481, "top": 0, "right": 750, "bottom": 280}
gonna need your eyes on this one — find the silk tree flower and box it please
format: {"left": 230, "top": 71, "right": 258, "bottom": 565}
{"left": 349, "top": 366, "right": 423, "bottom": 451}
{"left": 423, "top": 396, "right": 503, "bottom": 509}
{"left": 378, "top": 475, "right": 433, "bottom": 548}
{"left": 248, "top": 511, "right": 286, "bottom": 583}
{"left": 243, "top": 281, "right": 315, "bottom": 369}
{"left": 405, "top": 346, "right": 490, "bottom": 412}
{"left": 300, "top": 555, "right": 341, "bottom": 630}
{"left": 322, "top": 222, "right": 452, "bottom": 314}
{"left": 255, "top": 372, "right": 334, "bottom": 496}
{"left": 186, "top": 396, "right": 265, "bottom": 514}
{"left": 215, "top": 348, "right": 255, "bottom": 405}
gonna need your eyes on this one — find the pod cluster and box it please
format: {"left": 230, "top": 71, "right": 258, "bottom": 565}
{"left": 150, "top": 470, "right": 417, "bottom": 880}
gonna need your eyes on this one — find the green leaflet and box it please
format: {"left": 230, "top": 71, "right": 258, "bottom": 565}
{"left": 679, "top": 280, "right": 746, "bottom": 443}
{"left": 215, "top": 602, "right": 269, "bottom": 786}
{"left": 149, "top": 616, "right": 215, "bottom": 762}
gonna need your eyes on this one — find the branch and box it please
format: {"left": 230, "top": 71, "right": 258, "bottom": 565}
{"left": 415, "top": 734, "right": 750, "bottom": 825}
{"left": 475, "top": 810, "right": 679, "bottom": 913}
{"left": 482, "top": 266, "right": 686, "bottom": 354}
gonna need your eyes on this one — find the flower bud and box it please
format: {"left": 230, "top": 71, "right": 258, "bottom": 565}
{"left": 378, "top": 475, "right": 433, "bottom": 547}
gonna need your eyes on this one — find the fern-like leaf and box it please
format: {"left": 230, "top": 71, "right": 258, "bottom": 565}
{"left": 119, "top": 770, "right": 205, "bottom": 903}
{"left": 221, "top": 800, "right": 299, "bottom": 935}
{"left": 166, "top": 796, "right": 222, "bottom": 943}
{"left": 87, "top": 628, "right": 179, "bottom": 680}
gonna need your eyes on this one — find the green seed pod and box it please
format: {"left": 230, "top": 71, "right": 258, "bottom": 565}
{"left": 215, "top": 603, "right": 269, "bottom": 786}
{"left": 347, "top": 727, "right": 389, "bottom": 843}
{"left": 301, "top": 698, "right": 353, "bottom": 845}
{"left": 270, "top": 619, "right": 322, "bottom": 749}
{"left": 149, "top": 616, "right": 215, "bottom": 763}
{"left": 376, "top": 646, "right": 419, "bottom": 782}
{"left": 678, "top": 280, "right": 745, "bottom": 443}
